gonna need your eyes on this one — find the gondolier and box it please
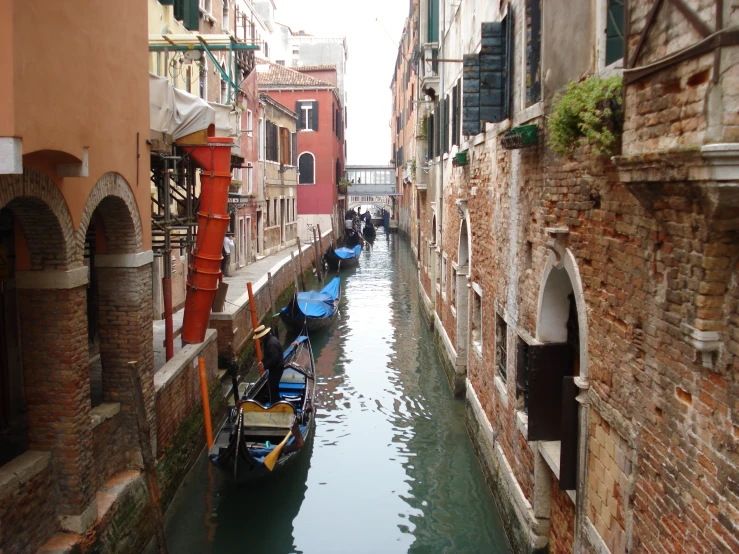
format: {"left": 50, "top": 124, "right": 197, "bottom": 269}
{"left": 255, "top": 325, "right": 284, "bottom": 404}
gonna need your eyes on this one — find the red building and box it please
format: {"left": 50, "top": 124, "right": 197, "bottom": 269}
{"left": 257, "top": 60, "right": 344, "bottom": 242}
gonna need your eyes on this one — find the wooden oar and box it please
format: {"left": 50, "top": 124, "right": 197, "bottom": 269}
{"left": 264, "top": 429, "right": 292, "bottom": 471}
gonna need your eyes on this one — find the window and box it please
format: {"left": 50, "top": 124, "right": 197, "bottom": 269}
{"left": 266, "top": 121, "right": 278, "bottom": 162}
{"left": 246, "top": 110, "right": 253, "bottom": 136}
{"left": 516, "top": 337, "right": 530, "bottom": 413}
{"left": 279, "top": 127, "right": 290, "bottom": 165}
{"left": 605, "top": 0, "right": 625, "bottom": 66}
{"left": 291, "top": 133, "right": 298, "bottom": 166}
{"left": 471, "top": 286, "right": 482, "bottom": 353}
{"left": 266, "top": 199, "right": 270, "bottom": 226}
{"left": 526, "top": 0, "right": 542, "bottom": 106}
{"left": 335, "top": 159, "right": 341, "bottom": 186}
{"left": 273, "top": 199, "right": 278, "bottom": 225}
{"left": 222, "top": 0, "right": 229, "bottom": 31}
{"left": 185, "top": 67, "right": 192, "bottom": 94}
{"left": 495, "top": 313, "right": 508, "bottom": 382}
{"left": 428, "top": 0, "right": 439, "bottom": 42}
{"left": 276, "top": 60, "right": 285, "bottom": 66}
{"left": 246, "top": 166, "right": 253, "bottom": 193}
{"left": 258, "top": 117, "right": 265, "bottom": 160}
{"left": 451, "top": 81, "right": 460, "bottom": 147}
{"left": 441, "top": 255, "right": 447, "bottom": 298}
{"left": 298, "top": 153, "right": 315, "bottom": 185}
{"left": 296, "top": 101, "right": 318, "bottom": 131}
{"left": 232, "top": 165, "right": 241, "bottom": 182}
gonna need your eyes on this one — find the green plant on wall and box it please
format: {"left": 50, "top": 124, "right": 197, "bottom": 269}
{"left": 418, "top": 115, "right": 428, "bottom": 139}
{"left": 338, "top": 179, "right": 350, "bottom": 194}
{"left": 548, "top": 75, "right": 623, "bottom": 158}
{"left": 410, "top": 158, "right": 417, "bottom": 175}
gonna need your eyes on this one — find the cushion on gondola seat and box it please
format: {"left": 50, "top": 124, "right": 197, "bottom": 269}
{"left": 278, "top": 382, "right": 304, "bottom": 390}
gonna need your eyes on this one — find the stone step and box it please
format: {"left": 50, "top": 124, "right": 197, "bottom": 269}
{"left": 37, "top": 533, "right": 82, "bottom": 554}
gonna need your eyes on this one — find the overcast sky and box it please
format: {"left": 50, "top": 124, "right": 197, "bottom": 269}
{"left": 274, "top": 0, "right": 409, "bottom": 165}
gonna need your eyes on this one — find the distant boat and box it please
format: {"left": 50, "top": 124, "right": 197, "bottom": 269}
{"left": 324, "top": 245, "right": 361, "bottom": 271}
{"left": 208, "top": 335, "right": 316, "bottom": 483}
{"left": 280, "top": 277, "right": 341, "bottom": 333}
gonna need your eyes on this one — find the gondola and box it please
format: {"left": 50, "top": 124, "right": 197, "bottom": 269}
{"left": 279, "top": 277, "right": 340, "bottom": 333}
{"left": 344, "top": 227, "right": 362, "bottom": 248}
{"left": 363, "top": 221, "right": 376, "bottom": 241}
{"left": 324, "top": 245, "right": 361, "bottom": 271}
{"left": 209, "top": 335, "right": 316, "bottom": 483}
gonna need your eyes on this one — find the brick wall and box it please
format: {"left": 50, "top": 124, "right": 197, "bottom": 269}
{"left": 92, "top": 412, "right": 130, "bottom": 492}
{"left": 18, "top": 286, "right": 95, "bottom": 516}
{"left": 0, "top": 457, "right": 56, "bottom": 554}
{"left": 549, "top": 476, "right": 576, "bottom": 554}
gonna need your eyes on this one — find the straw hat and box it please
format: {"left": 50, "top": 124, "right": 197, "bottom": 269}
{"left": 253, "top": 325, "right": 271, "bottom": 340}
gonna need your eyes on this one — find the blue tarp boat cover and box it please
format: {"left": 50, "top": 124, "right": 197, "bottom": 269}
{"left": 282, "top": 277, "right": 340, "bottom": 319}
{"left": 334, "top": 246, "right": 361, "bottom": 259}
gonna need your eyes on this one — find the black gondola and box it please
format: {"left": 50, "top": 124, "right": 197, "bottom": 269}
{"left": 208, "top": 335, "right": 316, "bottom": 483}
{"left": 344, "top": 227, "right": 362, "bottom": 248}
{"left": 280, "top": 277, "right": 340, "bottom": 333}
{"left": 324, "top": 245, "right": 361, "bottom": 271}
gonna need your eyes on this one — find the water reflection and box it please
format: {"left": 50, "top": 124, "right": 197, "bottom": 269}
{"left": 163, "top": 231, "right": 511, "bottom": 554}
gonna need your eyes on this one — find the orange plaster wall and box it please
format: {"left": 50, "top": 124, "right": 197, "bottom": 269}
{"left": 7, "top": 0, "right": 152, "bottom": 249}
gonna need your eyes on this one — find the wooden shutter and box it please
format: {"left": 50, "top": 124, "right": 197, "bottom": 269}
{"left": 479, "top": 21, "right": 507, "bottom": 124}
{"left": 183, "top": 0, "right": 199, "bottom": 31}
{"left": 559, "top": 376, "right": 579, "bottom": 490}
{"left": 526, "top": 0, "right": 542, "bottom": 106}
{"left": 527, "top": 343, "right": 570, "bottom": 441}
{"left": 443, "top": 95, "right": 450, "bottom": 154}
{"left": 504, "top": 9, "right": 514, "bottom": 119}
{"left": 291, "top": 133, "right": 297, "bottom": 166}
{"left": 462, "top": 54, "right": 480, "bottom": 136}
{"left": 311, "top": 101, "right": 319, "bottom": 131}
{"left": 295, "top": 101, "right": 304, "bottom": 131}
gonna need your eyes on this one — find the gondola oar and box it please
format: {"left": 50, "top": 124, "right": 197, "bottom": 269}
{"left": 264, "top": 429, "right": 292, "bottom": 471}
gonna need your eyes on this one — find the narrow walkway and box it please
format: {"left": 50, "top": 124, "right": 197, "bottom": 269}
{"left": 152, "top": 242, "right": 313, "bottom": 370}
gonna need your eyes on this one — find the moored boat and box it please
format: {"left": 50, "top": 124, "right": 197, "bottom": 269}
{"left": 208, "top": 335, "right": 316, "bottom": 483}
{"left": 324, "top": 245, "right": 361, "bottom": 271}
{"left": 279, "top": 277, "right": 341, "bottom": 333}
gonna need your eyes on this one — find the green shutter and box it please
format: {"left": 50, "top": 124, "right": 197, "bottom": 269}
{"left": 183, "top": 0, "right": 199, "bottom": 31}
{"left": 311, "top": 101, "right": 319, "bottom": 131}
{"left": 428, "top": 0, "right": 439, "bottom": 43}
{"left": 295, "top": 101, "right": 304, "bottom": 130}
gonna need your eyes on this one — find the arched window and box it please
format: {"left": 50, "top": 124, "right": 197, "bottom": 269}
{"left": 299, "top": 153, "right": 315, "bottom": 184}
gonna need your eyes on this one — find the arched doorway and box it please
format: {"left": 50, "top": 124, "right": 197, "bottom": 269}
{"left": 77, "top": 173, "right": 150, "bottom": 492}
{"left": 455, "top": 218, "right": 471, "bottom": 378}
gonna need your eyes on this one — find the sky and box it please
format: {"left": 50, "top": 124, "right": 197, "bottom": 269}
{"left": 273, "top": 0, "right": 410, "bottom": 165}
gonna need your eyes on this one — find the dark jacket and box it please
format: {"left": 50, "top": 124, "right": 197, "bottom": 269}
{"left": 261, "top": 334, "right": 284, "bottom": 372}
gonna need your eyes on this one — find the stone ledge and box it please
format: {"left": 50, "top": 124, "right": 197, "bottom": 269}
{"left": 95, "top": 251, "right": 154, "bottom": 268}
{"left": 16, "top": 268, "right": 88, "bottom": 290}
{"left": 91, "top": 403, "right": 121, "bottom": 430}
{"left": 0, "top": 450, "right": 51, "bottom": 502}
{"left": 154, "top": 328, "right": 217, "bottom": 392}
{"left": 0, "top": 137, "right": 23, "bottom": 174}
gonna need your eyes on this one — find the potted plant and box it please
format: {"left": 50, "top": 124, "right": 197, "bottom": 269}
{"left": 548, "top": 75, "right": 623, "bottom": 158}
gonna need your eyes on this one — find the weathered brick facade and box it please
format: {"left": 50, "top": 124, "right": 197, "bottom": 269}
{"left": 396, "top": 0, "right": 739, "bottom": 552}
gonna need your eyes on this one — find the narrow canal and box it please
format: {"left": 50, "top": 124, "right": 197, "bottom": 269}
{"left": 164, "top": 233, "right": 511, "bottom": 553}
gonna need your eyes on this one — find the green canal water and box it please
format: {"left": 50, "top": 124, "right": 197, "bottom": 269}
{"left": 163, "top": 232, "right": 512, "bottom": 554}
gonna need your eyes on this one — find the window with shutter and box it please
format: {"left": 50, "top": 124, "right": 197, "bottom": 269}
{"left": 527, "top": 343, "right": 570, "bottom": 441}
{"left": 495, "top": 314, "right": 508, "bottom": 382}
{"left": 605, "top": 0, "right": 625, "bottom": 65}
{"left": 443, "top": 95, "right": 450, "bottom": 154}
{"left": 427, "top": 113, "right": 434, "bottom": 159}
{"left": 428, "top": 0, "right": 439, "bottom": 42}
{"left": 298, "top": 153, "right": 314, "bottom": 184}
{"left": 462, "top": 54, "right": 480, "bottom": 136}
{"left": 291, "top": 133, "right": 297, "bottom": 166}
{"left": 479, "top": 20, "right": 508, "bottom": 124}
{"left": 295, "top": 101, "right": 304, "bottom": 131}
{"left": 279, "top": 127, "right": 290, "bottom": 166}
{"left": 516, "top": 337, "right": 530, "bottom": 412}
{"left": 266, "top": 121, "right": 278, "bottom": 162}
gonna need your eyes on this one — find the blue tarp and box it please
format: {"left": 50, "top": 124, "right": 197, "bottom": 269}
{"left": 281, "top": 277, "right": 340, "bottom": 319}
{"left": 334, "top": 246, "right": 361, "bottom": 259}
{"left": 283, "top": 335, "right": 309, "bottom": 359}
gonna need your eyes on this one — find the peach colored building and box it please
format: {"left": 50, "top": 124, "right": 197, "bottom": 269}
{"left": 0, "top": 1, "right": 154, "bottom": 552}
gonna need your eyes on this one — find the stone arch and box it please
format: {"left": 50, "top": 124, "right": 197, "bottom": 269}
{"left": 536, "top": 248, "right": 589, "bottom": 378}
{"left": 77, "top": 172, "right": 143, "bottom": 259}
{"left": 431, "top": 213, "right": 437, "bottom": 245}
{"left": 0, "top": 169, "right": 77, "bottom": 270}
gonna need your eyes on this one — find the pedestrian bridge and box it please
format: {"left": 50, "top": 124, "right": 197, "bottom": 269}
{"left": 344, "top": 165, "right": 399, "bottom": 210}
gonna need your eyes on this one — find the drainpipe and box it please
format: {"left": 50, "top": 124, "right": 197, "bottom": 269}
{"left": 181, "top": 137, "right": 235, "bottom": 344}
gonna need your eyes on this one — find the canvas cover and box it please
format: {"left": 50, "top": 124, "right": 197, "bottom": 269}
{"left": 149, "top": 73, "right": 215, "bottom": 139}
{"left": 284, "top": 277, "right": 340, "bottom": 319}
{"left": 334, "top": 246, "right": 361, "bottom": 260}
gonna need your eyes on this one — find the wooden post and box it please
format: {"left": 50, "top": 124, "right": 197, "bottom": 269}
{"left": 290, "top": 251, "right": 300, "bottom": 292}
{"left": 296, "top": 238, "right": 307, "bottom": 291}
{"left": 312, "top": 227, "right": 323, "bottom": 281}
{"left": 267, "top": 272, "right": 275, "bottom": 315}
{"left": 317, "top": 224, "right": 323, "bottom": 254}
{"left": 127, "top": 361, "right": 169, "bottom": 554}
{"left": 329, "top": 219, "right": 336, "bottom": 250}
{"left": 198, "top": 357, "right": 213, "bottom": 449}
{"left": 212, "top": 282, "right": 229, "bottom": 312}
{"left": 246, "top": 282, "right": 263, "bottom": 373}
